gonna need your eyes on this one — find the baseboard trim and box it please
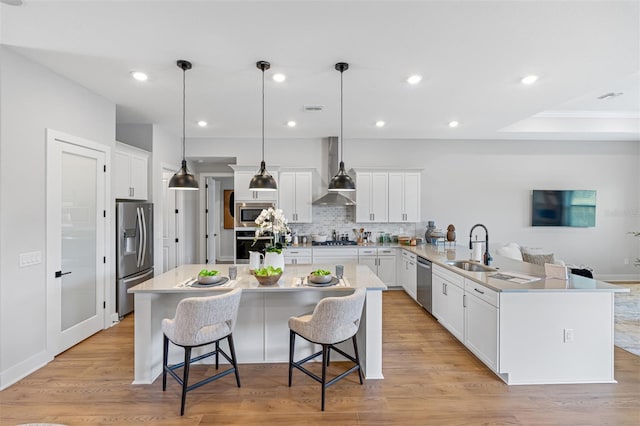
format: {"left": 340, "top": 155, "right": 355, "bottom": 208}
{"left": 0, "top": 349, "right": 51, "bottom": 391}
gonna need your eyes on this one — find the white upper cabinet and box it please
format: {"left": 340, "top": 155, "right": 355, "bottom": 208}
{"left": 388, "top": 172, "right": 421, "bottom": 222}
{"left": 355, "top": 171, "right": 388, "bottom": 223}
{"left": 114, "top": 142, "right": 149, "bottom": 200}
{"left": 233, "top": 169, "right": 278, "bottom": 201}
{"left": 278, "top": 171, "right": 312, "bottom": 223}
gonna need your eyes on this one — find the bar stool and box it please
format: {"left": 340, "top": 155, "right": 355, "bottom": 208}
{"left": 288, "top": 288, "right": 366, "bottom": 411}
{"left": 162, "top": 288, "right": 242, "bottom": 416}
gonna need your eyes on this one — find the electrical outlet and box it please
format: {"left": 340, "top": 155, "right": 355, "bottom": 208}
{"left": 564, "top": 328, "right": 574, "bottom": 343}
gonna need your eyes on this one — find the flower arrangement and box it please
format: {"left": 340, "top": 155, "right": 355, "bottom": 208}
{"left": 254, "top": 208, "right": 291, "bottom": 253}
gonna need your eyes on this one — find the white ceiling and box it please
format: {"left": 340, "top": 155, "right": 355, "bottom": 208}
{"left": 1, "top": 0, "right": 639, "bottom": 141}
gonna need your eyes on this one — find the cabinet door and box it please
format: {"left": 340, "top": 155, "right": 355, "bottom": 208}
{"left": 370, "top": 172, "right": 388, "bottom": 222}
{"left": 377, "top": 255, "right": 397, "bottom": 286}
{"left": 359, "top": 256, "right": 377, "bottom": 275}
{"left": 278, "top": 172, "right": 296, "bottom": 220}
{"left": 432, "top": 274, "right": 447, "bottom": 321}
{"left": 355, "top": 173, "right": 373, "bottom": 222}
{"left": 406, "top": 260, "right": 417, "bottom": 300}
{"left": 388, "top": 172, "right": 404, "bottom": 222}
{"left": 465, "top": 292, "right": 499, "bottom": 371}
{"left": 446, "top": 282, "right": 465, "bottom": 342}
{"left": 114, "top": 150, "right": 131, "bottom": 199}
{"left": 129, "top": 154, "right": 148, "bottom": 200}
{"left": 234, "top": 171, "right": 254, "bottom": 200}
{"left": 293, "top": 172, "right": 312, "bottom": 223}
{"left": 403, "top": 172, "right": 420, "bottom": 222}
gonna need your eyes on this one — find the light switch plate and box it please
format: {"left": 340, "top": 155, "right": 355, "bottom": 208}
{"left": 19, "top": 251, "right": 42, "bottom": 267}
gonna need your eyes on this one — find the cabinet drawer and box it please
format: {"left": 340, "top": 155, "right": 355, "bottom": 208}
{"left": 314, "top": 247, "right": 359, "bottom": 257}
{"left": 283, "top": 248, "right": 312, "bottom": 256}
{"left": 358, "top": 248, "right": 377, "bottom": 256}
{"left": 433, "top": 264, "right": 464, "bottom": 287}
{"left": 465, "top": 279, "right": 499, "bottom": 308}
{"left": 377, "top": 248, "right": 396, "bottom": 256}
{"left": 401, "top": 249, "right": 417, "bottom": 262}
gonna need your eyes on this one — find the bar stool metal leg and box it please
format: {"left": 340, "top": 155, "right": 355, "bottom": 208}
{"left": 352, "top": 335, "right": 363, "bottom": 384}
{"left": 227, "top": 334, "right": 241, "bottom": 387}
{"left": 162, "top": 335, "right": 169, "bottom": 391}
{"left": 180, "top": 347, "right": 192, "bottom": 416}
{"left": 321, "top": 344, "right": 329, "bottom": 411}
{"left": 288, "top": 330, "right": 295, "bottom": 386}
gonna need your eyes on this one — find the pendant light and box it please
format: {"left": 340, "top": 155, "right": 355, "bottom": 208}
{"left": 328, "top": 62, "right": 355, "bottom": 192}
{"left": 249, "top": 60, "right": 277, "bottom": 191}
{"left": 169, "top": 60, "right": 199, "bottom": 190}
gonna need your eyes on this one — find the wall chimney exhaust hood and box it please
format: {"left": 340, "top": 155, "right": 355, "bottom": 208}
{"left": 312, "top": 137, "right": 356, "bottom": 206}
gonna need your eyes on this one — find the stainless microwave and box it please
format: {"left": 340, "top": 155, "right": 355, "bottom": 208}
{"left": 235, "top": 202, "right": 275, "bottom": 228}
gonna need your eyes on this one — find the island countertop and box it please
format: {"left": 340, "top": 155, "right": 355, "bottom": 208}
{"left": 129, "top": 263, "right": 387, "bottom": 294}
{"left": 400, "top": 244, "right": 629, "bottom": 293}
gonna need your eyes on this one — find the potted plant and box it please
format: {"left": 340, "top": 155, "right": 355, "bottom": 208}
{"left": 253, "top": 208, "right": 291, "bottom": 271}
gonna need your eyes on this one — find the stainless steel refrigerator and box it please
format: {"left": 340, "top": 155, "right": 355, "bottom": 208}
{"left": 116, "top": 202, "right": 154, "bottom": 318}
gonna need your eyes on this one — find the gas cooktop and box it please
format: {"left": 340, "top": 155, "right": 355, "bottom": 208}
{"left": 312, "top": 240, "right": 358, "bottom": 246}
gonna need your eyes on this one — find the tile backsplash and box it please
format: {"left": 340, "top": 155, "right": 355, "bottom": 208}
{"left": 290, "top": 206, "right": 423, "bottom": 240}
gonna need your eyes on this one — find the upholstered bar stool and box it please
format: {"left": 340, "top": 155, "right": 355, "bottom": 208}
{"left": 288, "top": 288, "right": 366, "bottom": 411}
{"left": 162, "top": 288, "right": 242, "bottom": 416}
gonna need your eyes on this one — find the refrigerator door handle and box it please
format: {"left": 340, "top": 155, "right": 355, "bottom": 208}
{"left": 121, "top": 268, "right": 154, "bottom": 285}
{"left": 136, "top": 207, "right": 143, "bottom": 268}
{"left": 140, "top": 207, "right": 147, "bottom": 267}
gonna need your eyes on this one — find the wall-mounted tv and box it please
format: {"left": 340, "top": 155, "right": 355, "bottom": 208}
{"left": 531, "top": 190, "right": 596, "bottom": 227}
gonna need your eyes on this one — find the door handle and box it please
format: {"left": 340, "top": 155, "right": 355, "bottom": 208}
{"left": 55, "top": 270, "right": 72, "bottom": 278}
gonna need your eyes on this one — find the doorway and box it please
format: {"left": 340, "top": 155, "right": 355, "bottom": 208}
{"left": 46, "top": 129, "right": 108, "bottom": 356}
{"left": 199, "top": 173, "right": 234, "bottom": 264}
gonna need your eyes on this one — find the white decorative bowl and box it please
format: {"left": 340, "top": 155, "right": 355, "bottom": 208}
{"left": 312, "top": 234, "right": 328, "bottom": 243}
{"left": 198, "top": 274, "right": 222, "bottom": 284}
{"left": 308, "top": 274, "right": 332, "bottom": 284}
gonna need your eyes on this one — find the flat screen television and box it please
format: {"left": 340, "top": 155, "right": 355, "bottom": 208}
{"left": 531, "top": 190, "right": 596, "bottom": 227}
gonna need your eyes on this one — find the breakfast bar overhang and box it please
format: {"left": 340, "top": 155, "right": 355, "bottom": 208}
{"left": 128, "top": 264, "right": 387, "bottom": 384}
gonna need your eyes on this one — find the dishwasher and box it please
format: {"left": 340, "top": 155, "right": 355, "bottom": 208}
{"left": 416, "top": 256, "right": 433, "bottom": 313}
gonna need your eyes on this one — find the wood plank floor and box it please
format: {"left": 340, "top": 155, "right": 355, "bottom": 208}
{"left": 1, "top": 290, "right": 639, "bottom": 425}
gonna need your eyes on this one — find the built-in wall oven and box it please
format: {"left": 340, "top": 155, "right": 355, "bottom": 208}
{"left": 235, "top": 230, "right": 273, "bottom": 264}
{"left": 235, "top": 202, "right": 275, "bottom": 228}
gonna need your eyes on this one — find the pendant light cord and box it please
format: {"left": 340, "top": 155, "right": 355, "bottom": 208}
{"left": 340, "top": 68, "right": 344, "bottom": 163}
{"left": 261, "top": 66, "right": 265, "bottom": 163}
{"left": 182, "top": 66, "right": 186, "bottom": 162}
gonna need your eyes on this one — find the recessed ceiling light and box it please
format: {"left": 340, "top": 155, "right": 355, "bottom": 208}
{"left": 197, "top": 120, "right": 208, "bottom": 127}
{"left": 448, "top": 121, "right": 459, "bottom": 128}
{"left": 273, "top": 73, "right": 286, "bottom": 83}
{"left": 287, "top": 121, "right": 297, "bottom": 127}
{"left": 521, "top": 75, "right": 539, "bottom": 85}
{"left": 375, "top": 121, "right": 385, "bottom": 128}
{"left": 407, "top": 75, "right": 422, "bottom": 85}
{"left": 131, "top": 71, "right": 148, "bottom": 82}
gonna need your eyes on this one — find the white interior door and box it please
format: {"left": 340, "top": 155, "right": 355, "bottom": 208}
{"left": 46, "top": 132, "right": 106, "bottom": 355}
{"left": 162, "top": 169, "right": 185, "bottom": 272}
{"left": 206, "top": 177, "right": 219, "bottom": 264}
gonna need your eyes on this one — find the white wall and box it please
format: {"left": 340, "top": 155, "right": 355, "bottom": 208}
{"left": 0, "top": 47, "right": 116, "bottom": 389}
{"left": 189, "top": 137, "right": 640, "bottom": 280}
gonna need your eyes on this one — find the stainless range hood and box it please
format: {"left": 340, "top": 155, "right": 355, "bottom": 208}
{"left": 312, "top": 137, "right": 356, "bottom": 206}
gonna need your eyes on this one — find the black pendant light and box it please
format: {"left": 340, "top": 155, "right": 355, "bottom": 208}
{"left": 249, "top": 60, "right": 277, "bottom": 191}
{"left": 168, "top": 59, "right": 199, "bottom": 190}
{"left": 328, "top": 62, "right": 355, "bottom": 192}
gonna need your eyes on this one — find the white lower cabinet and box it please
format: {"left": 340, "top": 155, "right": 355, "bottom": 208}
{"left": 312, "top": 247, "right": 358, "bottom": 265}
{"left": 399, "top": 250, "right": 417, "bottom": 299}
{"left": 358, "top": 247, "right": 396, "bottom": 286}
{"left": 432, "top": 264, "right": 465, "bottom": 342}
{"left": 464, "top": 280, "right": 499, "bottom": 372}
{"left": 283, "top": 247, "right": 312, "bottom": 265}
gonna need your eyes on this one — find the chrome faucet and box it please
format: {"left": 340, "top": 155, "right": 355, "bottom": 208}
{"left": 469, "top": 224, "right": 492, "bottom": 266}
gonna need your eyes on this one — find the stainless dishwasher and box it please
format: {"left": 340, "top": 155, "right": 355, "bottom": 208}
{"left": 416, "top": 256, "right": 433, "bottom": 313}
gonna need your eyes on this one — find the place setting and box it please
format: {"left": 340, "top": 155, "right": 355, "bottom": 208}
{"left": 177, "top": 267, "right": 238, "bottom": 288}
{"left": 296, "top": 266, "right": 350, "bottom": 287}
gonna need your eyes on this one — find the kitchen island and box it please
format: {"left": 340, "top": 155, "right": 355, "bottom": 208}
{"left": 402, "top": 244, "right": 630, "bottom": 385}
{"left": 128, "top": 263, "right": 386, "bottom": 384}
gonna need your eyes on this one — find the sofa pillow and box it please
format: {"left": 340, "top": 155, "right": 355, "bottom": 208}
{"left": 522, "top": 252, "right": 555, "bottom": 265}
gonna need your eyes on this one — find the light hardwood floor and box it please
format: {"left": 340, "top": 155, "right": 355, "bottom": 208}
{"left": 1, "top": 290, "right": 639, "bottom": 425}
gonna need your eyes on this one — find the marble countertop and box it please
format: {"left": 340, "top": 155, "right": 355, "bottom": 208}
{"left": 129, "top": 263, "right": 387, "bottom": 294}
{"left": 401, "top": 245, "right": 629, "bottom": 294}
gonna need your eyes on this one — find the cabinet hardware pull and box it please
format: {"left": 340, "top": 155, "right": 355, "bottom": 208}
{"left": 463, "top": 294, "right": 466, "bottom": 308}
{"left": 474, "top": 288, "right": 485, "bottom": 294}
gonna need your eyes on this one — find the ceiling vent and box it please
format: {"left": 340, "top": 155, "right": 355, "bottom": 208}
{"left": 303, "top": 105, "right": 324, "bottom": 112}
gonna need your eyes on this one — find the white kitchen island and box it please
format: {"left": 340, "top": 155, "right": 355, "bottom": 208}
{"left": 128, "top": 263, "right": 386, "bottom": 384}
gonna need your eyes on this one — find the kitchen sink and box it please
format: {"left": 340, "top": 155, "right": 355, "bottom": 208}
{"left": 445, "top": 260, "right": 497, "bottom": 273}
